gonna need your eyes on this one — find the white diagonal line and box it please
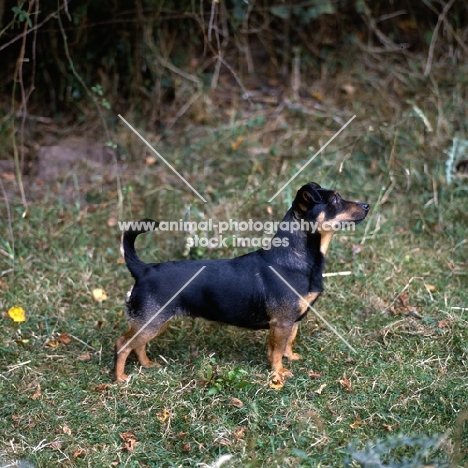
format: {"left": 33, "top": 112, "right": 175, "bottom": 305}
{"left": 117, "top": 266, "right": 206, "bottom": 354}
{"left": 268, "top": 266, "right": 357, "bottom": 353}
{"left": 268, "top": 115, "right": 356, "bottom": 202}
{"left": 118, "top": 114, "right": 208, "bottom": 203}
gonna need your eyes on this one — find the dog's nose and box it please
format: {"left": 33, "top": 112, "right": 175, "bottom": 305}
{"left": 361, "top": 204, "right": 370, "bottom": 211}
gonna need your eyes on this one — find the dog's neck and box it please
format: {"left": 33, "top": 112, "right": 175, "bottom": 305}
{"left": 267, "top": 209, "right": 327, "bottom": 263}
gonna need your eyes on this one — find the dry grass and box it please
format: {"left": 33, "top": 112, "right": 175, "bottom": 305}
{"left": 1, "top": 47, "right": 468, "bottom": 467}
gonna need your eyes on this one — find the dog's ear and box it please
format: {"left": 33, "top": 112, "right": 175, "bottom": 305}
{"left": 292, "top": 183, "right": 322, "bottom": 215}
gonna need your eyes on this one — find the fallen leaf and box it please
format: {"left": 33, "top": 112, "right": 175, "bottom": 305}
{"left": 392, "top": 291, "right": 420, "bottom": 316}
{"left": 46, "top": 340, "right": 59, "bottom": 348}
{"left": 57, "top": 332, "right": 72, "bottom": 345}
{"left": 73, "top": 448, "right": 86, "bottom": 458}
{"left": 8, "top": 306, "right": 26, "bottom": 323}
{"left": 93, "top": 383, "right": 110, "bottom": 393}
{"left": 183, "top": 443, "right": 191, "bottom": 452}
{"left": 49, "top": 441, "right": 62, "bottom": 450}
{"left": 314, "top": 383, "right": 327, "bottom": 395}
{"left": 217, "top": 438, "right": 232, "bottom": 447}
{"left": 230, "top": 136, "right": 244, "bottom": 150}
{"left": 308, "top": 371, "right": 321, "bottom": 379}
{"left": 92, "top": 288, "right": 107, "bottom": 302}
{"left": 156, "top": 410, "right": 170, "bottom": 422}
{"left": 76, "top": 352, "right": 91, "bottom": 361}
{"left": 310, "top": 90, "right": 324, "bottom": 102}
{"left": 438, "top": 320, "right": 450, "bottom": 329}
{"left": 231, "top": 397, "right": 244, "bottom": 408}
{"left": 234, "top": 426, "right": 247, "bottom": 439}
{"left": 425, "top": 284, "right": 437, "bottom": 292}
{"left": 63, "top": 425, "right": 72, "bottom": 435}
{"left": 350, "top": 420, "right": 366, "bottom": 429}
{"left": 116, "top": 257, "right": 125, "bottom": 264}
{"left": 145, "top": 156, "right": 157, "bottom": 166}
{"left": 383, "top": 423, "right": 397, "bottom": 432}
{"left": 338, "top": 375, "right": 352, "bottom": 392}
{"left": 120, "top": 432, "right": 138, "bottom": 453}
{"left": 350, "top": 413, "right": 365, "bottom": 429}
{"left": 31, "top": 384, "right": 41, "bottom": 400}
{"left": 397, "top": 292, "right": 410, "bottom": 307}
{"left": 340, "top": 84, "right": 356, "bottom": 96}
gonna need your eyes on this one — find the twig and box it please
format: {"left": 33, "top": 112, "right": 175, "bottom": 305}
{"left": 11, "top": 0, "right": 38, "bottom": 214}
{"left": 376, "top": 10, "right": 407, "bottom": 24}
{"left": 57, "top": 5, "right": 124, "bottom": 217}
{"left": 424, "top": 0, "right": 457, "bottom": 77}
{"left": 421, "top": 0, "right": 468, "bottom": 58}
{"left": 240, "top": 0, "right": 256, "bottom": 74}
{"left": 210, "top": 1, "right": 229, "bottom": 90}
{"left": 0, "top": 1, "right": 67, "bottom": 51}
{"left": 166, "top": 91, "right": 203, "bottom": 131}
{"left": 360, "top": 0, "right": 407, "bottom": 52}
{"left": 207, "top": 0, "right": 217, "bottom": 42}
{"left": 154, "top": 52, "right": 202, "bottom": 87}
{"left": 0, "top": 177, "right": 14, "bottom": 265}
{"left": 69, "top": 334, "right": 98, "bottom": 352}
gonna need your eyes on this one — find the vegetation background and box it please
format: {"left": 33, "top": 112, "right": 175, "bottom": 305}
{"left": 0, "top": 0, "right": 467, "bottom": 466}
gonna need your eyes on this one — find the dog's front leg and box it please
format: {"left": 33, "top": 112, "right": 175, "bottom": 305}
{"left": 268, "top": 322, "right": 295, "bottom": 385}
{"left": 283, "top": 322, "right": 302, "bottom": 361}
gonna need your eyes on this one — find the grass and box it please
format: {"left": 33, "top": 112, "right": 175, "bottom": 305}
{"left": 1, "top": 58, "right": 468, "bottom": 467}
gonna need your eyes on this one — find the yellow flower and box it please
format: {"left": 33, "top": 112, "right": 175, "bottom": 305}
{"left": 8, "top": 306, "right": 26, "bottom": 323}
{"left": 92, "top": 288, "right": 107, "bottom": 302}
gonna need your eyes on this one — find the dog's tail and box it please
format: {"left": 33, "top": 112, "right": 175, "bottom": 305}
{"left": 121, "top": 219, "right": 159, "bottom": 279}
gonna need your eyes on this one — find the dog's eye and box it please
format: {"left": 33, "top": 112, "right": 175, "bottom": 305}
{"left": 331, "top": 195, "right": 339, "bottom": 205}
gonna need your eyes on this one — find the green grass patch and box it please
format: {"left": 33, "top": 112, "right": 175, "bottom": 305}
{"left": 1, "top": 86, "right": 468, "bottom": 467}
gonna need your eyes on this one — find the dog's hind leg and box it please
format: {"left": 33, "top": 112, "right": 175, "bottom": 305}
{"left": 114, "top": 320, "right": 170, "bottom": 381}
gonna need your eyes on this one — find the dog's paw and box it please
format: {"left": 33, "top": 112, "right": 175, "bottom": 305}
{"left": 141, "top": 360, "right": 160, "bottom": 369}
{"left": 114, "top": 373, "right": 130, "bottom": 382}
{"left": 284, "top": 352, "right": 302, "bottom": 361}
{"left": 269, "top": 368, "right": 293, "bottom": 389}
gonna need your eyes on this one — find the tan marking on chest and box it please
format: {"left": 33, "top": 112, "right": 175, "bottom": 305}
{"left": 319, "top": 231, "right": 335, "bottom": 256}
{"left": 298, "top": 292, "right": 320, "bottom": 313}
{"left": 315, "top": 212, "right": 335, "bottom": 256}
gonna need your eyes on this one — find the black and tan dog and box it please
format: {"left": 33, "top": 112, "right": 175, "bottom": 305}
{"left": 114, "top": 182, "right": 369, "bottom": 385}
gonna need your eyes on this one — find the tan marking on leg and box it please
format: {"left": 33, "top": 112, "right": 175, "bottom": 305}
{"left": 114, "top": 321, "right": 170, "bottom": 381}
{"left": 268, "top": 324, "right": 295, "bottom": 384}
{"left": 284, "top": 322, "right": 302, "bottom": 361}
{"left": 133, "top": 321, "right": 169, "bottom": 369}
{"left": 298, "top": 292, "right": 320, "bottom": 314}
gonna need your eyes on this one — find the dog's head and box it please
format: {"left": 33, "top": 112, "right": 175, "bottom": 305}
{"left": 292, "top": 182, "right": 370, "bottom": 231}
